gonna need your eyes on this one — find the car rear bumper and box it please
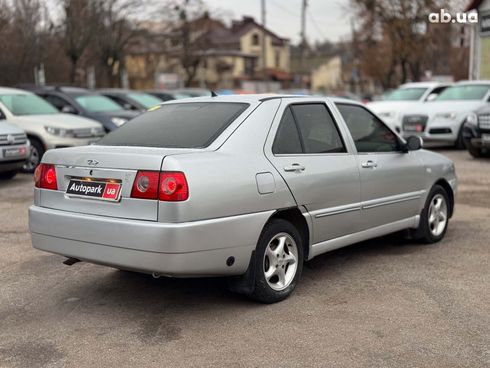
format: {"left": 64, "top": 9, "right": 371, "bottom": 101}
{"left": 0, "top": 158, "right": 26, "bottom": 172}
{"left": 29, "top": 205, "right": 273, "bottom": 277}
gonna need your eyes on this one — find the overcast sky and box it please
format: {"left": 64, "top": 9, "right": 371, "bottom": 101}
{"left": 204, "top": 0, "right": 352, "bottom": 44}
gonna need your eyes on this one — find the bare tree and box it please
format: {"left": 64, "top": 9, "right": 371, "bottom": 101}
{"left": 163, "top": 0, "right": 218, "bottom": 87}
{"left": 92, "top": 0, "right": 141, "bottom": 87}
{"left": 350, "top": 0, "right": 458, "bottom": 87}
{"left": 60, "top": 0, "right": 99, "bottom": 84}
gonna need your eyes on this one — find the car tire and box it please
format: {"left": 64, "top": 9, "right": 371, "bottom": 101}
{"left": 248, "top": 218, "right": 304, "bottom": 304}
{"left": 22, "top": 138, "right": 44, "bottom": 173}
{"left": 468, "top": 145, "right": 483, "bottom": 158}
{"left": 0, "top": 170, "right": 18, "bottom": 180}
{"left": 454, "top": 126, "right": 466, "bottom": 149}
{"left": 412, "top": 185, "right": 450, "bottom": 244}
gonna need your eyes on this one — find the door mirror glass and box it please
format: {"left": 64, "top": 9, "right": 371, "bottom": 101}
{"left": 405, "top": 135, "right": 423, "bottom": 151}
{"left": 61, "top": 105, "right": 77, "bottom": 114}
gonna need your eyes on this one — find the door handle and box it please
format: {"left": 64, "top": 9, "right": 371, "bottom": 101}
{"left": 361, "top": 160, "right": 378, "bottom": 168}
{"left": 284, "top": 163, "right": 305, "bottom": 172}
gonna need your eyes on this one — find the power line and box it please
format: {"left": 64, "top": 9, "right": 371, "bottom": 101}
{"left": 306, "top": 7, "right": 327, "bottom": 40}
{"left": 267, "top": 0, "right": 300, "bottom": 18}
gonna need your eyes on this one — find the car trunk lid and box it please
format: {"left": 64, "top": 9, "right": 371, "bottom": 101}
{"left": 38, "top": 145, "right": 202, "bottom": 221}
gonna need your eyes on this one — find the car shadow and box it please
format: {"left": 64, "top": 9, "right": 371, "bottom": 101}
{"left": 61, "top": 232, "right": 424, "bottom": 312}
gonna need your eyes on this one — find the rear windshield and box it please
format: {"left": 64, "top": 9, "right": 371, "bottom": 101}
{"left": 97, "top": 102, "right": 249, "bottom": 148}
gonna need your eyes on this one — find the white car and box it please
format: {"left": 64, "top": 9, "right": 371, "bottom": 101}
{"left": 368, "top": 82, "right": 451, "bottom": 132}
{"left": 0, "top": 87, "right": 105, "bottom": 171}
{"left": 400, "top": 81, "right": 490, "bottom": 148}
{"left": 0, "top": 120, "right": 30, "bottom": 179}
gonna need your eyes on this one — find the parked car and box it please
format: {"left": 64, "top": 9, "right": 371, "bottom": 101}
{"left": 98, "top": 89, "right": 163, "bottom": 111}
{"left": 0, "top": 88, "right": 105, "bottom": 172}
{"left": 21, "top": 86, "right": 138, "bottom": 132}
{"left": 146, "top": 90, "right": 189, "bottom": 101}
{"left": 462, "top": 105, "right": 490, "bottom": 157}
{"left": 0, "top": 120, "right": 30, "bottom": 179}
{"left": 400, "top": 81, "right": 490, "bottom": 148}
{"left": 368, "top": 82, "right": 451, "bottom": 132}
{"left": 29, "top": 95, "right": 456, "bottom": 303}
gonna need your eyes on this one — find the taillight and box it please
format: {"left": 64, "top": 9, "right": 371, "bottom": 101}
{"left": 34, "top": 164, "right": 58, "bottom": 190}
{"left": 159, "top": 172, "right": 188, "bottom": 201}
{"left": 131, "top": 171, "right": 160, "bottom": 199}
{"left": 130, "top": 171, "right": 188, "bottom": 201}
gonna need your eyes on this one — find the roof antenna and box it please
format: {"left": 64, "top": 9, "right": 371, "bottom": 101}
{"left": 211, "top": 90, "right": 218, "bottom": 97}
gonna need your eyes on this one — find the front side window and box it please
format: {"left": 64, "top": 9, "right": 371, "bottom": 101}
{"left": 336, "top": 103, "right": 399, "bottom": 153}
{"left": 0, "top": 94, "right": 59, "bottom": 116}
{"left": 98, "top": 102, "right": 249, "bottom": 148}
{"left": 273, "top": 103, "right": 346, "bottom": 154}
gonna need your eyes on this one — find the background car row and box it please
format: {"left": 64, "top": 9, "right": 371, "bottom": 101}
{"left": 0, "top": 86, "right": 213, "bottom": 177}
{"left": 367, "top": 80, "right": 490, "bottom": 157}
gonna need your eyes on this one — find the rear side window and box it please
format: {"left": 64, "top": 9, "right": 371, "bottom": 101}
{"left": 98, "top": 102, "right": 249, "bottom": 148}
{"left": 272, "top": 108, "right": 302, "bottom": 154}
{"left": 273, "top": 103, "right": 346, "bottom": 154}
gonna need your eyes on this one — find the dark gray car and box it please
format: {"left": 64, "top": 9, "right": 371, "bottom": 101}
{"left": 20, "top": 86, "right": 139, "bottom": 132}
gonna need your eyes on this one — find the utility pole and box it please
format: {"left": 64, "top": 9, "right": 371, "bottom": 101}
{"left": 300, "top": 0, "right": 307, "bottom": 88}
{"left": 261, "top": 0, "right": 267, "bottom": 80}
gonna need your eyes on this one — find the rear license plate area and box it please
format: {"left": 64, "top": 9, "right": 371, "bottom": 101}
{"left": 66, "top": 179, "right": 121, "bottom": 202}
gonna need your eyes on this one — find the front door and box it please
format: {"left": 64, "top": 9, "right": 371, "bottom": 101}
{"left": 336, "top": 103, "right": 426, "bottom": 231}
{"left": 266, "top": 100, "right": 361, "bottom": 245}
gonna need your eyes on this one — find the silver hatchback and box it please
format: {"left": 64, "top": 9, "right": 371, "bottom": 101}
{"left": 29, "top": 95, "right": 457, "bottom": 303}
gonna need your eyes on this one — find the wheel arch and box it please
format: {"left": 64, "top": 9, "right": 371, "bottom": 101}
{"left": 433, "top": 178, "right": 454, "bottom": 218}
{"left": 26, "top": 133, "right": 46, "bottom": 150}
{"left": 267, "top": 207, "right": 311, "bottom": 261}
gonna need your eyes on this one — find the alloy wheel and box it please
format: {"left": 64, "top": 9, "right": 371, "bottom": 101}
{"left": 263, "top": 232, "right": 299, "bottom": 291}
{"left": 428, "top": 194, "right": 448, "bottom": 237}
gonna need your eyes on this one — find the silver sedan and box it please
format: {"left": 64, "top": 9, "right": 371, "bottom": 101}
{"left": 29, "top": 95, "right": 457, "bottom": 303}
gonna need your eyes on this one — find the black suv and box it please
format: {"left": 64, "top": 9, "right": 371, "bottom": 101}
{"left": 19, "top": 86, "right": 139, "bottom": 132}
{"left": 462, "top": 105, "right": 490, "bottom": 158}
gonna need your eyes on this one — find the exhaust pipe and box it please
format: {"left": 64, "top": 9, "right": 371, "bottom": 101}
{"left": 63, "top": 257, "right": 81, "bottom": 266}
{"left": 152, "top": 272, "right": 161, "bottom": 279}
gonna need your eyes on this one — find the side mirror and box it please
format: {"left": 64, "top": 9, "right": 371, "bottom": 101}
{"left": 404, "top": 136, "right": 423, "bottom": 151}
{"left": 0, "top": 110, "right": 5, "bottom": 120}
{"left": 123, "top": 103, "right": 133, "bottom": 110}
{"left": 61, "top": 105, "right": 77, "bottom": 114}
{"left": 426, "top": 93, "right": 438, "bottom": 102}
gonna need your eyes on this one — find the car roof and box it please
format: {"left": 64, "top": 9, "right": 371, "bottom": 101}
{"left": 160, "top": 93, "right": 363, "bottom": 106}
{"left": 98, "top": 89, "right": 135, "bottom": 94}
{"left": 0, "top": 87, "right": 32, "bottom": 95}
{"left": 455, "top": 80, "right": 490, "bottom": 85}
{"left": 399, "top": 81, "right": 450, "bottom": 89}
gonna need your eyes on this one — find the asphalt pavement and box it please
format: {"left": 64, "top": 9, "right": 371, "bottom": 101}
{"left": 0, "top": 149, "right": 489, "bottom": 368}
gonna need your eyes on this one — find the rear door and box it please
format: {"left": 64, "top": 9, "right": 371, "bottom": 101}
{"left": 336, "top": 103, "right": 426, "bottom": 231}
{"left": 265, "top": 99, "right": 361, "bottom": 245}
